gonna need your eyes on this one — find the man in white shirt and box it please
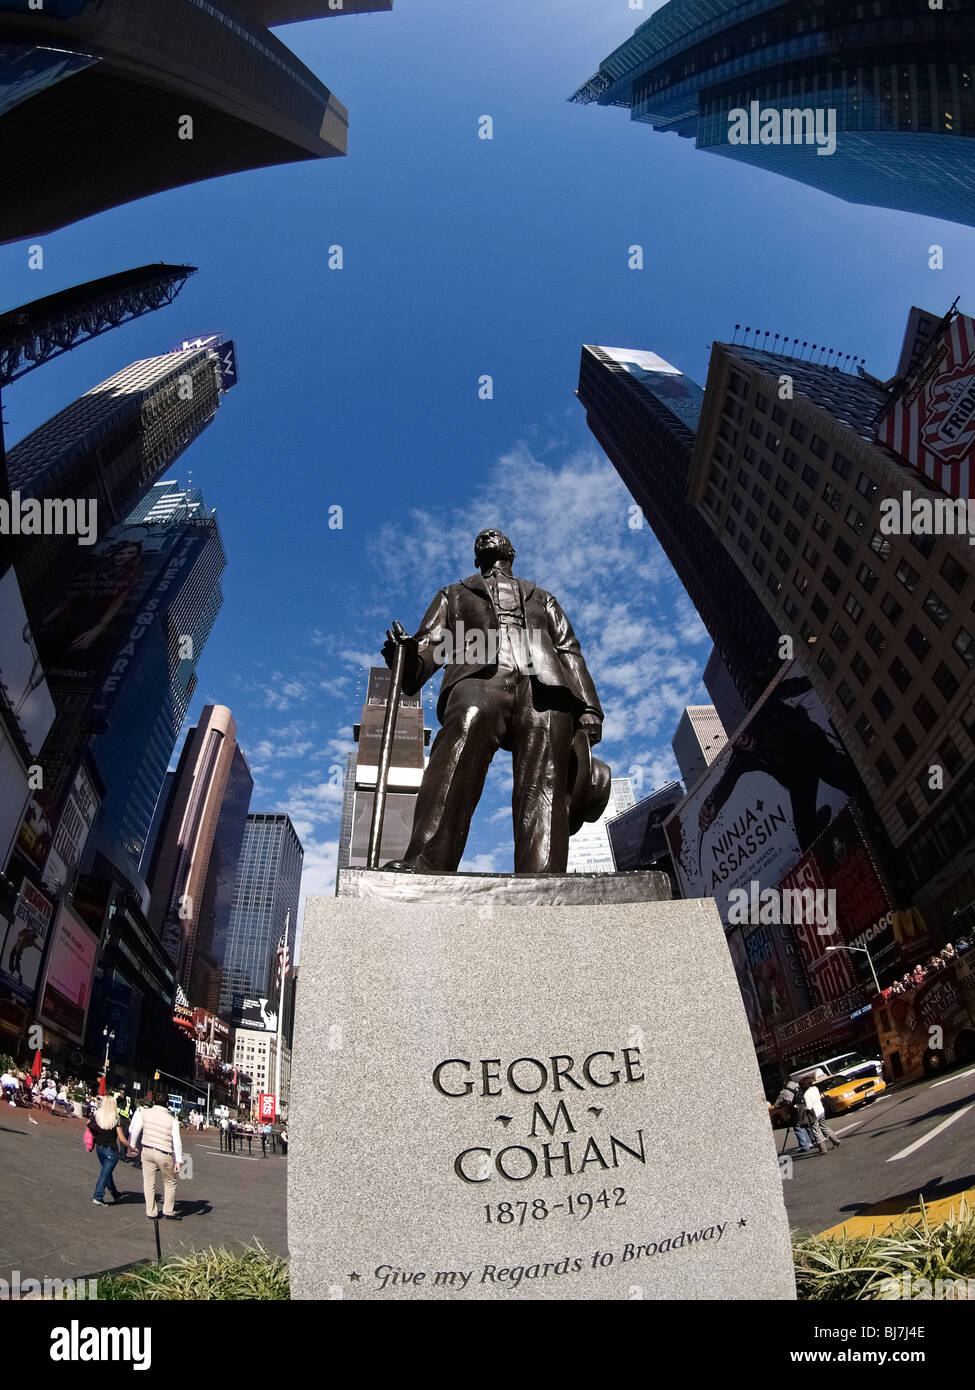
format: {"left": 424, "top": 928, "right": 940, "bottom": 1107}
{"left": 129, "top": 1094, "right": 183, "bottom": 1218}
{"left": 800, "top": 1073, "right": 842, "bottom": 1155}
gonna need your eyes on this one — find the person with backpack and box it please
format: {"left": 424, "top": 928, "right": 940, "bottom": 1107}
{"left": 799, "top": 1073, "right": 842, "bottom": 1154}
{"left": 87, "top": 1095, "right": 128, "bottom": 1206}
{"left": 774, "top": 1077, "right": 813, "bottom": 1153}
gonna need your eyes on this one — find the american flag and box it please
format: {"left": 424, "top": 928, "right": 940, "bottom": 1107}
{"left": 276, "top": 936, "right": 291, "bottom": 985}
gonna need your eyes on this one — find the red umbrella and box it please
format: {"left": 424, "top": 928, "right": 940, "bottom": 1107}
{"left": 30, "top": 1050, "right": 42, "bottom": 1080}
{"left": 98, "top": 1075, "right": 106, "bottom": 1096}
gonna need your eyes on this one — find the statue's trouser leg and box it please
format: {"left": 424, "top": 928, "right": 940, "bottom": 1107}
{"left": 510, "top": 679, "right": 575, "bottom": 874}
{"left": 401, "top": 674, "right": 513, "bottom": 871}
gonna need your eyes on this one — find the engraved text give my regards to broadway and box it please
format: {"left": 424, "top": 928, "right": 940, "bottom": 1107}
{"left": 432, "top": 1048, "right": 648, "bottom": 1185}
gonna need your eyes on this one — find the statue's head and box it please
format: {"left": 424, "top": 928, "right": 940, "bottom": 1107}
{"left": 473, "top": 529, "right": 516, "bottom": 567}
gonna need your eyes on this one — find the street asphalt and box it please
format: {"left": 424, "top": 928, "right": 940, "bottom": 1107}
{"left": 776, "top": 1063, "right": 975, "bottom": 1235}
{"left": 0, "top": 1106, "right": 287, "bottom": 1286}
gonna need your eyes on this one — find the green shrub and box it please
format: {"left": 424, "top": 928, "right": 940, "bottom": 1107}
{"left": 96, "top": 1243, "right": 289, "bottom": 1301}
{"left": 793, "top": 1199, "right": 975, "bottom": 1299}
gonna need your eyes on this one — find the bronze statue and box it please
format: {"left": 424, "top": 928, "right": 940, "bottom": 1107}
{"left": 380, "top": 529, "right": 610, "bottom": 874}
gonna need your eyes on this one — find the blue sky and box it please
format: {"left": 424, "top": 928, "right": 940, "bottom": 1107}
{"left": 3, "top": 0, "right": 974, "bottom": 933}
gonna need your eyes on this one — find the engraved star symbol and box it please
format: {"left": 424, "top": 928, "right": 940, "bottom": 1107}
{"left": 755, "top": 801, "right": 764, "bottom": 812}
{"left": 349, "top": 1272, "right": 361, "bottom": 1281}
{"left": 495, "top": 1115, "right": 512, "bottom": 1127}
{"left": 587, "top": 1106, "right": 603, "bottom": 1118}
{"left": 738, "top": 1218, "right": 747, "bottom": 1228}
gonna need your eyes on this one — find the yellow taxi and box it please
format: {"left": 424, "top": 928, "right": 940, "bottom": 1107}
{"left": 819, "top": 1072, "right": 886, "bottom": 1116}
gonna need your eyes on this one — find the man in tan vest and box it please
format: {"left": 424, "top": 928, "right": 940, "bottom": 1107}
{"left": 128, "top": 1093, "right": 183, "bottom": 1218}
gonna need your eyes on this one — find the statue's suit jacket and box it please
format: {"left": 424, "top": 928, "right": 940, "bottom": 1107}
{"left": 403, "top": 573, "right": 602, "bottom": 724}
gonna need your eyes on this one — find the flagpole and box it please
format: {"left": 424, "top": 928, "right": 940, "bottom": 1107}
{"left": 274, "top": 911, "right": 288, "bottom": 1119}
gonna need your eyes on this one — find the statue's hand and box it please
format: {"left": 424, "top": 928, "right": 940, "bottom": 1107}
{"left": 579, "top": 711, "right": 602, "bottom": 746}
{"left": 381, "top": 629, "right": 418, "bottom": 673}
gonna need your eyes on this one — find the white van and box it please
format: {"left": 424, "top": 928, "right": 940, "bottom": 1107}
{"left": 788, "top": 1051, "right": 882, "bottom": 1086}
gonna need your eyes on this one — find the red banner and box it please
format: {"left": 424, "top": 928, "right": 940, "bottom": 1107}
{"left": 258, "top": 1093, "right": 276, "bottom": 1123}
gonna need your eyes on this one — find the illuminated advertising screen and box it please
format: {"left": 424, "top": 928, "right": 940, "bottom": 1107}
{"left": 37, "top": 903, "right": 99, "bottom": 1042}
{"left": 596, "top": 346, "right": 705, "bottom": 430}
{"left": 776, "top": 805, "right": 901, "bottom": 998}
{"left": 0, "top": 879, "right": 54, "bottom": 1005}
{"left": 232, "top": 994, "right": 278, "bottom": 1033}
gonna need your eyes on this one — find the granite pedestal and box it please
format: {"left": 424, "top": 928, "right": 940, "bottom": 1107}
{"left": 289, "top": 872, "right": 795, "bottom": 1300}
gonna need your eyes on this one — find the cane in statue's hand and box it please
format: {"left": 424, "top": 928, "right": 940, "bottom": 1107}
{"left": 368, "top": 621, "right": 408, "bottom": 870}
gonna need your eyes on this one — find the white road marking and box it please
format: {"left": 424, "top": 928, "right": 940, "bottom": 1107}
{"left": 930, "top": 1066, "right": 975, "bottom": 1089}
{"left": 833, "top": 1119, "right": 868, "bottom": 1136}
{"left": 886, "top": 1103, "right": 975, "bottom": 1162}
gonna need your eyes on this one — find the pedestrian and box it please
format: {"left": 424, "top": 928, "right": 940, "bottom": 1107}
{"left": 774, "top": 1077, "right": 813, "bottom": 1153}
{"left": 128, "top": 1093, "right": 183, "bottom": 1220}
{"left": 219, "top": 1114, "right": 230, "bottom": 1152}
{"left": 279, "top": 1126, "right": 288, "bottom": 1156}
{"left": 88, "top": 1095, "right": 127, "bottom": 1206}
{"left": 800, "top": 1073, "right": 842, "bottom": 1154}
{"left": 114, "top": 1084, "right": 135, "bottom": 1161}
{"left": 1, "top": 1068, "right": 17, "bottom": 1105}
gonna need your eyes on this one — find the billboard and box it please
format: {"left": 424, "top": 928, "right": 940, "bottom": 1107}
{"left": 877, "top": 312, "right": 975, "bottom": 499}
{"left": 726, "top": 927, "right": 771, "bottom": 1054}
{"left": 0, "top": 879, "right": 55, "bottom": 1004}
{"left": 596, "top": 346, "right": 705, "bottom": 431}
{"left": 232, "top": 994, "right": 278, "bottom": 1033}
{"left": 776, "top": 805, "right": 902, "bottom": 999}
{"left": 190, "top": 1008, "right": 231, "bottom": 1083}
{"left": 663, "top": 662, "right": 860, "bottom": 922}
{"left": 44, "top": 763, "right": 100, "bottom": 893}
{"left": 33, "top": 521, "right": 207, "bottom": 716}
{"left": 37, "top": 903, "right": 99, "bottom": 1042}
{"left": 258, "top": 1093, "right": 277, "bottom": 1123}
{"left": 0, "top": 567, "right": 55, "bottom": 756}
{"left": 607, "top": 781, "right": 683, "bottom": 871}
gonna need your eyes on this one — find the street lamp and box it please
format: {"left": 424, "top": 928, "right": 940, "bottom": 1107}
{"left": 102, "top": 1027, "right": 115, "bottom": 1076}
{"left": 826, "top": 944, "right": 881, "bottom": 996}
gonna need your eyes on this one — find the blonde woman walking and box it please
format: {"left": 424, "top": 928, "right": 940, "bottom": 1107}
{"left": 88, "top": 1094, "right": 128, "bottom": 1206}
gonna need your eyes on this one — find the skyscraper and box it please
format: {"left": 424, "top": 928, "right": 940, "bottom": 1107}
{"left": 36, "top": 486, "right": 227, "bottom": 868}
{"left": 336, "top": 666, "right": 429, "bottom": 877}
{"left": 143, "top": 705, "right": 254, "bottom": 1012}
{"left": 576, "top": 344, "right": 780, "bottom": 711}
{"left": 571, "top": 1, "right": 975, "bottom": 227}
{"left": 8, "top": 344, "right": 236, "bottom": 625}
{"left": 565, "top": 776, "right": 637, "bottom": 874}
{"left": 685, "top": 317, "right": 975, "bottom": 932}
{"left": 245, "top": 0, "right": 393, "bottom": 20}
{"left": 0, "top": 0, "right": 390, "bottom": 243}
{"left": 220, "top": 813, "right": 303, "bottom": 1019}
{"left": 672, "top": 705, "right": 728, "bottom": 792}
{"left": 702, "top": 646, "right": 751, "bottom": 736}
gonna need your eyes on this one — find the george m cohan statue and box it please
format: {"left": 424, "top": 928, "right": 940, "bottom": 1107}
{"left": 381, "top": 528, "right": 610, "bottom": 875}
